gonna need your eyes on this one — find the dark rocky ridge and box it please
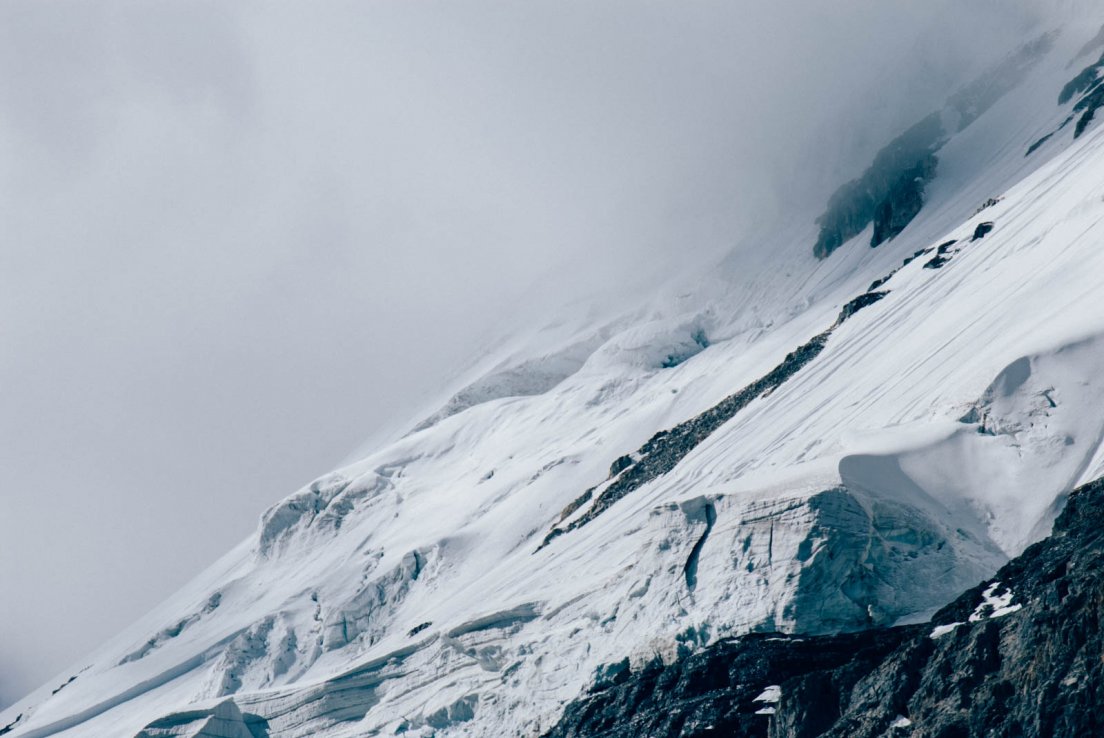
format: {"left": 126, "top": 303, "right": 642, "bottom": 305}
{"left": 1059, "top": 48, "right": 1104, "bottom": 141}
{"left": 813, "top": 116, "right": 941, "bottom": 259}
{"left": 544, "top": 476, "right": 1104, "bottom": 738}
{"left": 1028, "top": 27, "right": 1104, "bottom": 156}
{"left": 0, "top": 715, "right": 20, "bottom": 737}
{"left": 539, "top": 326, "right": 835, "bottom": 549}
{"left": 1058, "top": 51, "right": 1104, "bottom": 106}
{"left": 544, "top": 629, "right": 920, "bottom": 738}
{"left": 540, "top": 282, "right": 895, "bottom": 550}
{"left": 814, "top": 33, "right": 1053, "bottom": 259}
{"left": 1072, "top": 75, "right": 1104, "bottom": 139}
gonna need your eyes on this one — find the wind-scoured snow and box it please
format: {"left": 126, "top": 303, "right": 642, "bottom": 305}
{"left": 8, "top": 17, "right": 1104, "bottom": 738}
{"left": 929, "top": 622, "right": 962, "bottom": 640}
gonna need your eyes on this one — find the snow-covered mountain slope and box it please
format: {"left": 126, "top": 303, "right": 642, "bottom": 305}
{"left": 8, "top": 16, "right": 1104, "bottom": 738}
{"left": 545, "top": 474, "right": 1104, "bottom": 738}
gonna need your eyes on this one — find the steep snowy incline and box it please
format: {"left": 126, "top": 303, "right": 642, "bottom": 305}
{"left": 6, "top": 17, "right": 1104, "bottom": 738}
{"left": 545, "top": 473, "right": 1104, "bottom": 738}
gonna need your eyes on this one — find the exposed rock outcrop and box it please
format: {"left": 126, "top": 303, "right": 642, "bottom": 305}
{"left": 540, "top": 328, "right": 834, "bottom": 548}
{"left": 544, "top": 476, "right": 1104, "bottom": 738}
{"left": 815, "top": 33, "right": 1052, "bottom": 258}
{"left": 1028, "top": 26, "right": 1104, "bottom": 156}
{"left": 541, "top": 278, "right": 899, "bottom": 550}
{"left": 814, "top": 116, "right": 942, "bottom": 259}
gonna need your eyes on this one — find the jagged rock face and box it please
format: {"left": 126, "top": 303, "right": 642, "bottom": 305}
{"left": 814, "top": 117, "right": 942, "bottom": 259}
{"left": 817, "top": 477, "right": 1104, "bottom": 738}
{"left": 1059, "top": 46, "right": 1104, "bottom": 139}
{"left": 1072, "top": 74, "right": 1104, "bottom": 139}
{"left": 544, "top": 477, "right": 1104, "bottom": 738}
{"left": 543, "top": 629, "right": 920, "bottom": 738}
{"left": 814, "top": 32, "right": 1053, "bottom": 259}
{"left": 1029, "top": 23, "right": 1104, "bottom": 155}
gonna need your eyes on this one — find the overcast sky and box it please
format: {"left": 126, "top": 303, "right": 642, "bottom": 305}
{"left": 0, "top": 0, "right": 1046, "bottom": 708}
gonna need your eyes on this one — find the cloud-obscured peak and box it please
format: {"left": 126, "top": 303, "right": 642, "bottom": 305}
{"left": 0, "top": 0, "right": 1065, "bottom": 709}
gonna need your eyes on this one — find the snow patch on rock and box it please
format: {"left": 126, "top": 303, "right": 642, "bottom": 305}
{"left": 968, "top": 581, "right": 1023, "bottom": 621}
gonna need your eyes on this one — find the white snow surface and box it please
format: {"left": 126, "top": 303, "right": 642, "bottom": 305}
{"left": 891, "top": 715, "right": 914, "bottom": 729}
{"left": 8, "top": 18, "right": 1104, "bottom": 738}
{"left": 753, "top": 686, "right": 781, "bottom": 704}
{"left": 929, "top": 622, "right": 963, "bottom": 640}
{"left": 968, "top": 581, "right": 1024, "bottom": 622}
